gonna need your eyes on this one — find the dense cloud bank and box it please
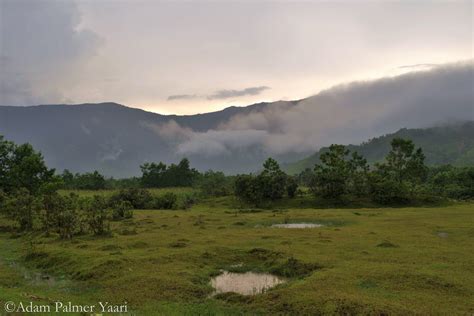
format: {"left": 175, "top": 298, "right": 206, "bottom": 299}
{"left": 152, "top": 61, "right": 473, "bottom": 157}
{"left": 0, "top": 0, "right": 101, "bottom": 105}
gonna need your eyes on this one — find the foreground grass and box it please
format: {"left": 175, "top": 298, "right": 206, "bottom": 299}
{"left": 0, "top": 197, "right": 473, "bottom": 315}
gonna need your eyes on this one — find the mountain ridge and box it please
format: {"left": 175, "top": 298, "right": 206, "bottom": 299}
{"left": 284, "top": 121, "right": 474, "bottom": 175}
{"left": 0, "top": 100, "right": 304, "bottom": 177}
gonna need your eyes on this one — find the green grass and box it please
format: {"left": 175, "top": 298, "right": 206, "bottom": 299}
{"left": 0, "top": 193, "right": 473, "bottom": 315}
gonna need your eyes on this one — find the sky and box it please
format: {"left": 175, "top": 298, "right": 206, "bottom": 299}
{"left": 0, "top": 0, "right": 472, "bottom": 115}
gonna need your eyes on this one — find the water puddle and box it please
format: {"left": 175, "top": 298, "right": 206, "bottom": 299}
{"left": 8, "top": 260, "right": 59, "bottom": 287}
{"left": 271, "top": 223, "right": 323, "bottom": 229}
{"left": 437, "top": 232, "right": 449, "bottom": 238}
{"left": 210, "top": 271, "right": 285, "bottom": 295}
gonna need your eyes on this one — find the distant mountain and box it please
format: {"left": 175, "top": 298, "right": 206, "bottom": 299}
{"left": 1, "top": 63, "right": 471, "bottom": 177}
{"left": 285, "top": 122, "right": 474, "bottom": 174}
{"left": 0, "top": 101, "right": 303, "bottom": 177}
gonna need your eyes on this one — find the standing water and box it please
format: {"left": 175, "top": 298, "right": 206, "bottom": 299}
{"left": 271, "top": 223, "right": 323, "bottom": 228}
{"left": 210, "top": 271, "right": 285, "bottom": 295}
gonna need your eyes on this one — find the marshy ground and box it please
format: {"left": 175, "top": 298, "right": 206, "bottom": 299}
{"left": 0, "top": 191, "right": 473, "bottom": 315}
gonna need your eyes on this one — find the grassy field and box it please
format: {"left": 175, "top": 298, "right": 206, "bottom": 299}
{"left": 0, "top": 192, "right": 473, "bottom": 315}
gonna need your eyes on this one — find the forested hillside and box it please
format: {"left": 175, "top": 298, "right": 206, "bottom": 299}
{"left": 286, "top": 122, "right": 474, "bottom": 174}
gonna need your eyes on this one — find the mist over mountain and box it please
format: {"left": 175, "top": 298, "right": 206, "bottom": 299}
{"left": 0, "top": 61, "right": 472, "bottom": 177}
{"left": 0, "top": 101, "right": 302, "bottom": 177}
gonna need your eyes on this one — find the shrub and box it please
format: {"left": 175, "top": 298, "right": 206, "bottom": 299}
{"left": 3, "top": 188, "right": 39, "bottom": 231}
{"left": 178, "top": 193, "right": 198, "bottom": 209}
{"left": 83, "top": 196, "right": 111, "bottom": 236}
{"left": 39, "top": 192, "right": 65, "bottom": 235}
{"left": 151, "top": 192, "right": 178, "bottom": 209}
{"left": 111, "top": 200, "right": 134, "bottom": 220}
{"left": 56, "top": 206, "right": 78, "bottom": 239}
{"left": 109, "top": 188, "right": 152, "bottom": 209}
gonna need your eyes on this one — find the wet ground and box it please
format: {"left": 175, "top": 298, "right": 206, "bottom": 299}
{"left": 271, "top": 223, "right": 323, "bottom": 228}
{"left": 210, "top": 271, "right": 285, "bottom": 295}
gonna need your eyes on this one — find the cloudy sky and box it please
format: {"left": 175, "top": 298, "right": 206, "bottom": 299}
{"left": 0, "top": 0, "right": 472, "bottom": 114}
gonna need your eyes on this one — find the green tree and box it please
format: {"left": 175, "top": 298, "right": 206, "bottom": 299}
{"left": 140, "top": 158, "right": 198, "bottom": 188}
{"left": 141, "top": 162, "right": 167, "bottom": 187}
{"left": 428, "top": 165, "right": 474, "bottom": 200}
{"left": 311, "top": 145, "right": 351, "bottom": 199}
{"left": 297, "top": 168, "right": 315, "bottom": 187}
{"left": 60, "top": 169, "right": 75, "bottom": 189}
{"left": 234, "top": 174, "right": 262, "bottom": 205}
{"left": 0, "top": 136, "right": 55, "bottom": 194}
{"left": 259, "top": 158, "right": 287, "bottom": 201}
{"left": 347, "top": 151, "right": 370, "bottom": 197}
{"left": 73, "top": 171, "right": 106, "bottom": 190}
{"left": 370, "top": 138, "right": 427, "bottom": 203}
{"left": 197, "top": 170, "right": 232, "bottom": 197}
{"left": 381, "top": 138, "right": 427, "bottom": 185}
{"left": 234, "top": 158, "right": 293, "bottom": 206}
{"left": 286, "top": 176, "right": 298, "bottom": 198}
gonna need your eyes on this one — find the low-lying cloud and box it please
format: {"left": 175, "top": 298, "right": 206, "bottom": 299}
{"left": 155, "top": 61, "right": 473, "bottom": 158}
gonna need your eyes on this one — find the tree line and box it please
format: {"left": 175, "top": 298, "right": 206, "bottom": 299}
{"left": 58, "top": 158, "right": 199, "bottom": 190}
{"left": 297, "top": 138, "right": 474, "bottom": 204}
{"left": 232, "top": 138, "right": 473, "bottom": 206}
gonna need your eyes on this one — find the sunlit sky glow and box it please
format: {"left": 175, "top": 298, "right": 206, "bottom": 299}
{"left": 0, "top": 1, "right": 472, "bottom": 114}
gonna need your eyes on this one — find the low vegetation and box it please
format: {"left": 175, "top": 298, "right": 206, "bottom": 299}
{"left": 0, "top": 134, "right": 473, "bottom": 314}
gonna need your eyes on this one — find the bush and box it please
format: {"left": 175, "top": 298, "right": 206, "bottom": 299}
{"left": 150, "top": 192, "right": 178, "bottom": 209}
{"left": 111, "top": 200, "right": 133, "bottom": 220}
{"left": 109, "top": 188, "right": 152, "bottom": 209}
{"left": 83, "top": 196, "right": 111, "bottom": 236}
{"left": 56, "top": 201, "right": 79, "bottom": 240}
{"left": 177, "top": 193, "right": 198, "bottom": 209}
{"left": 3, "top": 188, "right": 39, "bottom": 231}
